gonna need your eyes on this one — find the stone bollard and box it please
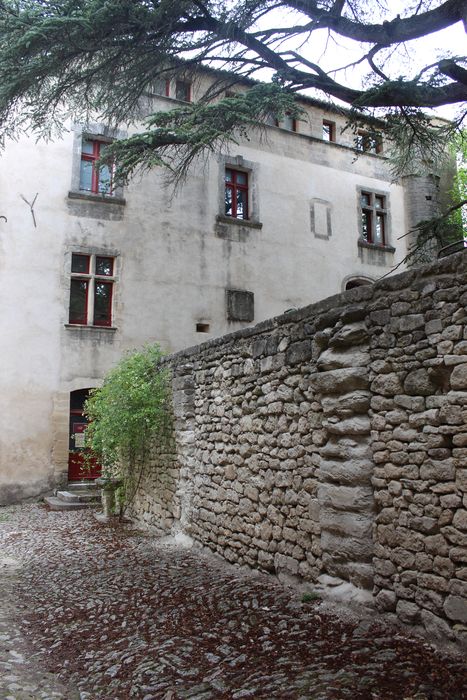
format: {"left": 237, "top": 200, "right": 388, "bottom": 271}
{"left": 101, "top": 487, "right": 116, "bottom": 519}
{"left": 96, "top": 477, "right": 122, "bottom": 520}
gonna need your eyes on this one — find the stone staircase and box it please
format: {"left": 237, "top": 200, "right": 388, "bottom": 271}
{"left": 44, "top": 481, "right": 101, "bottom": 511}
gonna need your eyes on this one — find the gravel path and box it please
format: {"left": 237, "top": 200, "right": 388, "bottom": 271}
{"left": 0, "top": 504, "right": 465, "bottom": 700}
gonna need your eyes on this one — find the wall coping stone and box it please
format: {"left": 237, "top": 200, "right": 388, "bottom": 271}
{"left": 163, "top": 250, "right": 467, "bottom": 365}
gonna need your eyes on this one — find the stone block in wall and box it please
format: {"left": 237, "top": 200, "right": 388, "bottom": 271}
{"left": 396, "top": 600, "right": 421, "bottom": 624}
{"left": 321, "top": 532, "right": 373, "bottom": 562}
{"left": 285, "top": 340, "right": 312, "bottom": 365}
{"left": 414, "top": 588, "right": 444, "bottom": 615}
{"left": 419, "top": 459, "right": 456, "bottom": 481}
{"left": 328, "top": 322, "right": 368, "bottom": 348}
{"left": 317, "top": 348, "right": 370, "bottom": 371}
{"left": 321, "top": 391, "right": 371, "bottom": 416}
{"left": 375, "top": 589, "right": 397, "bottom": 612}
{"left": 320, "top": 509, "right": 373, "bottom": 538}
{"left": 321, "top": 438, "right": 371, "bottom": 460}
{"left": 444, "top": 595, "right": 467, "bottom": 624}
{"left": 318, "top": 484, "right": 373, "bottom": 512}
{"left": 370, "top": 373, "right": 404, "bottom": 397}
{"left": 403, "top": 368, "right": 439, "bottom": 396}
{"left": 318, "top": 457, "right": 373, "bottom": 485}
{"left": 421, "top": 610, "right": 457, "bottom": 643}
{"left": 451, "top": 364, "right": 467, "bottom": 390}
{"left": 309, "top": 368, "right": 368, "bottom": 394}
{"left": 274, "top": 552, "right": 299, "bottom": 576}
{"left": 323, "top": 416, "right": 370, "bottom": 435}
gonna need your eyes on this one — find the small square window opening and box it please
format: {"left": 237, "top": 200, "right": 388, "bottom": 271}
{"left": 196, "top": 323, "right": 210, "bottom": 333}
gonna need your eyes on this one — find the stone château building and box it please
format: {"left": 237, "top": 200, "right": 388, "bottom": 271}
{"left": 0, "top": 69, "right": 449, "bottom": 503}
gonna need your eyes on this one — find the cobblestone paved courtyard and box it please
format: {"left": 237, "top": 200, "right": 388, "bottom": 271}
{"left": 0, "top": 504, "right": 466, "bottom": 700}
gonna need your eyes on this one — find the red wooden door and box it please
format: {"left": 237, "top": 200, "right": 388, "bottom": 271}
{"left": 68, "top": 390, "right": 101, "bottom": 481}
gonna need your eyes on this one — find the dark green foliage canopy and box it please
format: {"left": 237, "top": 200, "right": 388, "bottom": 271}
{"left": 0, "top": 0, "right": 466, "bottom": 178}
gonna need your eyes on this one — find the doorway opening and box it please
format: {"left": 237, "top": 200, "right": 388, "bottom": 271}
{"left": 68, "top": 388, "right": 101, "bottom": 481}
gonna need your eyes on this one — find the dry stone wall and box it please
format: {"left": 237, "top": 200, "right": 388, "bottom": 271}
{"left": 131, "top": 252, "right": 467, "bottom": 648}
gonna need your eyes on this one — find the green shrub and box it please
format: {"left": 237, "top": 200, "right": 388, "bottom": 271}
{"left": 84, "top": 344, "right": 171, "bottom": 513}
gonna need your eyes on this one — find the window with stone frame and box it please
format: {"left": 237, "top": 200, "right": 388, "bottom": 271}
{"left": 175, "top": 80, "right": 191, "bottom": 102}
{"left": 79, "top": 138, "right": 114, "bottom": 195}
{"left": 360, "top": 191, "right": 388, "bottom": 247}
{"left": 225, "top": 168, "right": 249, "bottom": 220}
{"left": 69, "top": 253, "right": 115, "bottom": 327}
{"left": 322, "top": 120, "right": 336, "bottom": 142}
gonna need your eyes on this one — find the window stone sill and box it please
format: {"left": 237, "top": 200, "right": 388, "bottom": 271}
{"left": 358, "top": 239, "right": 395, "bottom": 254}
{"left": 68, "top": 191, "right": 126, "bottom": 206}
{"left": 216, "top": 215, "right": 262, "bottom": 230}
{"left": 65, "top": 324, "right": 117, "bottom": 332}
{"left": 215, "top": 215, "right": 263, "bottom": 243}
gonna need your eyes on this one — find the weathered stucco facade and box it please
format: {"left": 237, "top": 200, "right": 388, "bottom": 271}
{"left": 0, "top": 71, "right": 448, "bottom": 502}
{"left": 130, "top": 251, "right": 467, "bottom": 650}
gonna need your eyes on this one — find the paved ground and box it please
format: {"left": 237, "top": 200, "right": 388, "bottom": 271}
{"left": 0, "top": 505, "right": 466, "bottom": 700}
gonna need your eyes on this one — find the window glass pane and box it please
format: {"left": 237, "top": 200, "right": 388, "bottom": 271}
{"left": 236, "top": 171, "right": 247, "bottom": 186}
{"left": 98, "top": 163, "right": 112, "bottom": 194}
{"left": 175, "top": 81, "right": 190, "bottom": 101}
{"left": 361, "top": 211, "right": 371, "bottom": 242}
{"left": 375, "top": 213, "right": 385, "bottom": 245}
{"left": 71, "top": 254, "right": 90, "bottom": 274}
{"left": 81, "top": 139, "right": 95, "bottom": 155}
{"left": 375, "top": 195, "right": 385, "bottom": 209}
{"left": 356, "top": 132, "right": 367, "bottom": 151}
{"left": 236, "top": 189, "right": 247, "bottom": 219}
{"left": 225, "top": 169, "right": 233, "bottom": 182}
{"left": 79, "top": 159, "right": 93, "bottom": 191}
{"left": 361, "top": 193, "right": 371, "bottom": 207}
{"left": 225, "top": 186, "right": 233, "bottom": 216}
{"left": 153, "top": 78, "right": 167, "bottom": 95}
{"left": 94, "top": 282, "right": 112, "bottom": 326}
{"left": 323, "top": 123, "right": 331, "bottom": 141}
{"left": 69, "top": 279, "right": 88, "bottom": 324}
{"left": 283, "top": 114, "right": 295, "bottom": 131}
{"left": 96, "top": 256, "right": 114, "bottom": 276}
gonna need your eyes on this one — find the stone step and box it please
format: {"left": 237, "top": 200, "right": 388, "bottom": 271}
{"left": 56, "top": 490, "right": 99, "bottom": 504}
{"left": 66, "top": 481, "right": 98, "bottom": 492}
{"left": 44, "top": 496, "right": 98, "bottom": 511}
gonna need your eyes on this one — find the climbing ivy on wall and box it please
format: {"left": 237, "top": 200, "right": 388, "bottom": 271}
{"left": 84, "top": 344, "right": 171, "bottom": 511}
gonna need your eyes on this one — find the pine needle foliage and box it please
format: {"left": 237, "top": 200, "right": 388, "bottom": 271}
{"left": 0, "top": 0, "right": 465, "bottom": 173}
{"left": 102, "top": 83, "right": 303, "bottom": 184}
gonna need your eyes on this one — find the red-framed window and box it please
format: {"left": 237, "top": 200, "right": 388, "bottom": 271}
{"left": 361, "top": 192, "right": 387, "bottom": 246}
{"left": 323, "top": 120, "right": 336, "bottom": 142}
{"left": 175, "top": 80, "right": 191, "bottom": 102}
{"left": 79, "top": 139, "right": 114, "bottom": 195}
{"left": 69, "top": 253, "right": 115, "bottom": 327}
{"left": 225, "top": 168, "right": 248, "bottom": 220}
